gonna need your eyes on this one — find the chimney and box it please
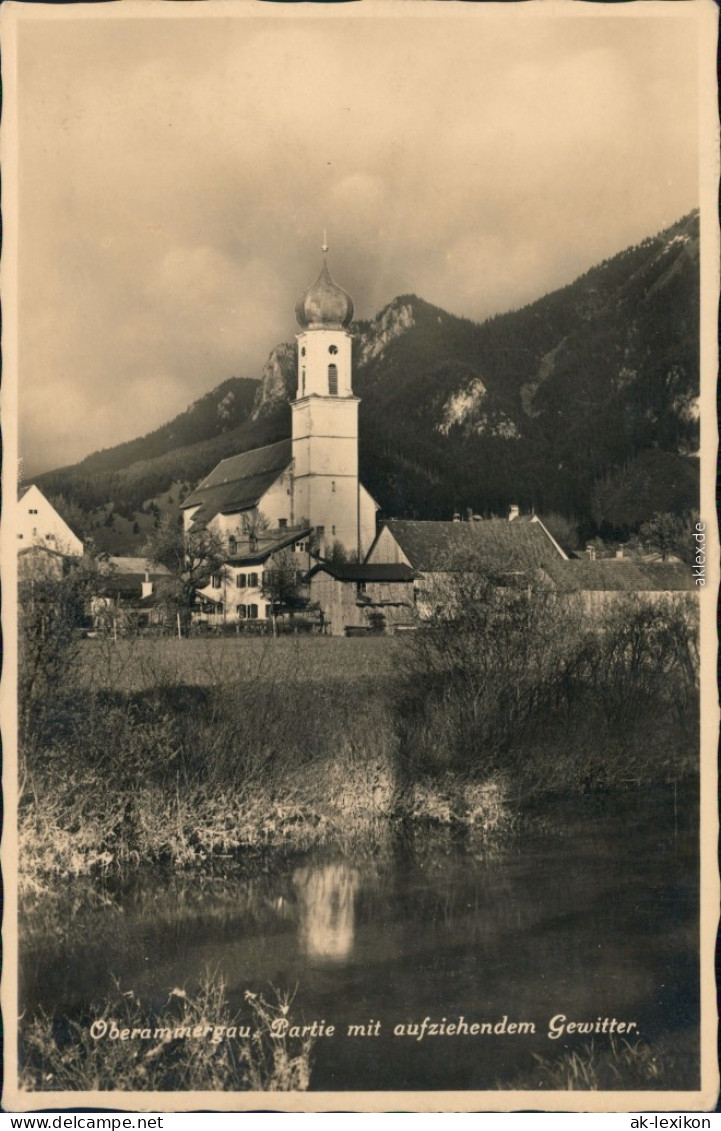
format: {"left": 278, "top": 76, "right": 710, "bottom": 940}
{"left": 615, "top": 548, "right": 624, "bottom": 560}
{"left": 586, "top": 544, "right": 596, "bottom": 562}
{"left": 452, "top": 512, "right": 461, "bottom": 523}
{"left": 508, "top": 504, "right": 520, "bottom": 522}
{"left": 142, "top": 571, "right": 152, "bottom": 599}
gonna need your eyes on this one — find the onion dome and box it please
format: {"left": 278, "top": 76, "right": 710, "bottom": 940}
{"left": 295, "top": 243, "right": 354, "bottom": 329}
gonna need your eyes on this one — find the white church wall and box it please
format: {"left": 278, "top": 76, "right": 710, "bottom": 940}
{"left": 296, "top": 328, "right": 352, "bottom": 398}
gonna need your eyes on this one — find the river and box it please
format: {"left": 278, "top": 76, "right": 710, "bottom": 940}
{"left": 20, "top": 786, "right": 699, "bottom": 1092}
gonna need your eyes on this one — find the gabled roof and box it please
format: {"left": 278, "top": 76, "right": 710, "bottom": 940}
{"left": 180, "top": 439, "right": 292, "bottom": 527}
{"left": 541, "top": 558, "right": 695, "bottom": 593}
{"left": 379, "top": 519, "right": 565, "bottom": 573}
{"left": 308, "top": 561, "right": 416, "bottom": 583}
{"left": 107, "top": 556, "right": 170, "bottom": 576}
{"left": 226, "top": 526, "right": 313, "bottom": 566}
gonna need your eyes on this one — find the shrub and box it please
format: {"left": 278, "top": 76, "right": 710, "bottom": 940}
{"left": 20, "top": 972, "right": 313, "bottom": 1093}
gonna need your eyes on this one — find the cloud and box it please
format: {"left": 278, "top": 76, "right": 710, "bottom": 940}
{"left": 13, "top": 8, "right": 700, "bottom": 474}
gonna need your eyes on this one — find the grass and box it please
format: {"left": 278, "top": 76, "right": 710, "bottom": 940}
{"left": 75, "top": 635, "right": 400, "bottom": 694}
{"left": 20, "top": 971, "right": 313, "bottom": 1093}
{"left": 504, "top": 1033, "right": 699, "bottom": 1091}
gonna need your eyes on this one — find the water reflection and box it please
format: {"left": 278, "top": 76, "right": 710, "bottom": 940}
{"left": 19, "top": 789, "right": 700, "bottom": 1090}
{"left": 294, "top": 862, "right": 358, "bottom": 961}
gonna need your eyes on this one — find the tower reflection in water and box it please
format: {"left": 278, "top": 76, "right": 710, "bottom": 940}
{"left": 293, "top": 863, "right": 359, "bottom": 962}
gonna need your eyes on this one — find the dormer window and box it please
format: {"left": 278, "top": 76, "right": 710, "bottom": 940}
{"left": 328, "top": 364, "right": 338, "bottom": 395}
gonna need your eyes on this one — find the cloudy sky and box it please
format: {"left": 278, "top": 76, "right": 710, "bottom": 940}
{"left": 10, "top": 2, "right": 702, "bottom": 475}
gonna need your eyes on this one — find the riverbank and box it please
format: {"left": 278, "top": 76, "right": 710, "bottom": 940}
{"left": 18, "top": 599, "right": 699, "bottom": 884}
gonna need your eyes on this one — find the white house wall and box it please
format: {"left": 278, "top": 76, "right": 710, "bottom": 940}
{"left": 17, "top": 485, "right": 83, "bottom": 556}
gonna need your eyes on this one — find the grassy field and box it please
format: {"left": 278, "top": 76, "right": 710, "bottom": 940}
{"left": 76, "top": 635, "right": 400, "bottom": 693}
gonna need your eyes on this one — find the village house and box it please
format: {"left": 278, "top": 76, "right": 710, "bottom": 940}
{"left": 538, "top": 557, "right": 695, "bottom": 611}
{"left": 91, "top": 556, "right": 172, "bottom": 633}
{"left": 180, "top": 243, "right": 379, "bottom": 568}
{"left": 307, "top": 561, "right": 416, "bottom": 636}
{"left": 17, "top": 485, "right": 84, "bottom": 581}
{"left": 193, "top": 524, "right": 314, "bottom": 628}
{"left": 365, "top": 511, "right": 568, "bottom": 619}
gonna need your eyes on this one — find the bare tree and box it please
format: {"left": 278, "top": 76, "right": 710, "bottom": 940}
{"left": 143, "top": 517, "right": 227, "bottom": 635}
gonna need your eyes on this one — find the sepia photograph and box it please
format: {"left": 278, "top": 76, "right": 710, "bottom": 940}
{"left": 1, "top": 0, "right": 718, "bottom": 1113}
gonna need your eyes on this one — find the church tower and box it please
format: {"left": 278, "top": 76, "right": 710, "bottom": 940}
{"left": 292, "top": 241, "right": 361, "bottom": 556}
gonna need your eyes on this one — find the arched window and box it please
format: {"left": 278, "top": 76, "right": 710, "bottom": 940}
{"left": 328, "top": 364, "right": 338, "bottom": 395}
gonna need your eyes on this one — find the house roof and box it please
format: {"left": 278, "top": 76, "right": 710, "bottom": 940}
{"left": 541, "top": 558, "right": 695, "bottom": 593}
{"left": 308, "top": 561, "right": 416, "bottom": 583}
{"left": 180, "top": 439, "right": 292, "bottom": 527}
{"left": 379, "top": 518, "right": 564, "bottom": 573}
{"left": 95, "top": 557, "right": 171, "bottom": 599}
{"left": 107, "top": 556, "right": 170, "bottom": 575}
{"left": 225, "top": 526, "right": 313, "bottom": 566}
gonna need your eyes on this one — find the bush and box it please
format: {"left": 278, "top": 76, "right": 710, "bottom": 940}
{"left": 393, "top": 561, "right": 699, "bottom": 791}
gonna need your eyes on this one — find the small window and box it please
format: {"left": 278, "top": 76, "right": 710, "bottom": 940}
{"left": 211, "top": 574, "right": 221, "bottom": 589}
{"left": 356, "top": 580, "right": 367, "bottom": 594}
{"left": 17, "top": 534, "right": 23, "bottom": 540}
{"left": 279, "top": 518, "right": 288, "bottom": 528}
{"left": 28, "top": 508, "right": 38, "bottom": 515}
{"left": 236, "top": 573, "right": 246, "bottom": 588}
{"left": 328, "top": 364, "right": 338, "bottom": 395}
{"left": 332, "top": 480, "right": 336, "bottom": 493}
{"left": 247, "top": 604, "right": 259, "bottom": 620}
{"left": 301, "top": 368, "right": 306, "bottom": 395}
{"left": 248, "top": 572, "right": 259, "bottom": 588}
{"left": 301, "top": 346, "right": 306, "bottom": 357}
{"left": 237, "top": 605, "right": 246, "bottom": 619}
{"left": 328, "top": 344, "right": 338, "bottom": 355}
{"left": 332, "top": 525, "right": 336, "bottom": 535}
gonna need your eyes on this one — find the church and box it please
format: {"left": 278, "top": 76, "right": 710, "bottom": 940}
{"left": 180, "top": 244, "right": 379, "bottom": 625}
{"left": 181, "top": 243, "right": 378, "bottom": 560}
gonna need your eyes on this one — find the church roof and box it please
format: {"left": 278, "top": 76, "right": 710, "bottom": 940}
{"left": 540, "top": 558, "right": 695, "bottom": 593}
{"left": 296, "top": 250, "right": 354, "bottom": 329}
{"left": 379, "top": 518, "right": 564, "bottom": 573}
{"left": 180, "top": 439, "right": 292, "bottom": 527}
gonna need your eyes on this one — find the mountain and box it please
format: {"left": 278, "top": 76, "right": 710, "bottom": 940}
{"left": 33, "top": 211, "right": 699, "bottom": 552}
